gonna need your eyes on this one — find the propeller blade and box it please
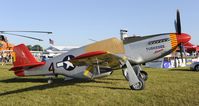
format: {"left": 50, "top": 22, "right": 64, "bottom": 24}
{"left": 173, "top": 51, "right": 177, "bottom": 68}
{"left": 182, "top": 44, "right": 187, "bottom": 64}
{"left": 179, "top": 43, "right": 184, "bottom": 63}
{"left": 174, "top": 20, "right": 178, "bottom": 33}
{"left": 176, "top": 10, "right": 181, "bottom": 34}
{"left": 2, "top": 32, "right": 43, "bottom": 41}
{"left": 0, "top": 31, "right": 52, "bottom": 34}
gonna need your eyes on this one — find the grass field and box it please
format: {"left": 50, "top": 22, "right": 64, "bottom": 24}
{"left": 0, "top": 65, "right": 199, "bottom": 106}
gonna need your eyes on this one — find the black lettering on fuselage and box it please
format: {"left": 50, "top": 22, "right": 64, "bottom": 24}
{"left": 48, "top": 63, "right": 55, "bottom": 73}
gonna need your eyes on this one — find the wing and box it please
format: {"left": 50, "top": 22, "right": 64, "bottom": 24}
{"left": 70, "top": 51, "right": 124, "bottom": 70}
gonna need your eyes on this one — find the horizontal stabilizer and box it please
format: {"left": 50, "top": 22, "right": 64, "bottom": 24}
{"left": 10, "top": 62, "right": 45, "bottom": 71}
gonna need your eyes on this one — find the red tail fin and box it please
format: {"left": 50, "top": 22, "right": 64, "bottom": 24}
{"left": 11, "top": 44, "right": 45, "bottom": 73}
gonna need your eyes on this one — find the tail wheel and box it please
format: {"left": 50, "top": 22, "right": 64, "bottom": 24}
{"left": 140, "top": 71, "right": 148, "bottom": 81}
{"left": 130, "top": 75, "right": 145, "bottom": 90}
{"left": 47, "top": 77, "right": 53, "bottom": 84}
{"left": 194, "top": 65, "right": 199, "bottom": 71}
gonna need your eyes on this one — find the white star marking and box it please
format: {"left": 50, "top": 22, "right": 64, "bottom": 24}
{"left": 67, "top": 56, "right": 71, "bottom": 60}
{"left": 56, "top": 55, "right": 76, "bottom": 70}
{"left": 64, "top": 61, "right": 74, "bottom": 69}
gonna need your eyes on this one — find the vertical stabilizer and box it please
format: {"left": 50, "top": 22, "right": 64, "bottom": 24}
{"left": 13, "top": 44, "right": 39, "bottom": 67}
{"left": 10, "top": 44, "right": 45, "bottom": 75}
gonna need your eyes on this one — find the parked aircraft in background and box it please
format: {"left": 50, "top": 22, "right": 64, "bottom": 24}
{"left": 10, "top": 10, "right": 191, "bottom": 90}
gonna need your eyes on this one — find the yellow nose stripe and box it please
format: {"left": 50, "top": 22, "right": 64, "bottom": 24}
{"left": 170, "top": 34, "right": 178, "bottom": 49}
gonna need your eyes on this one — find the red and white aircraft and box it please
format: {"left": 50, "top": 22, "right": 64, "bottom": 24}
{"left": 10, "top": 10, "right": 191, "bottom": 90}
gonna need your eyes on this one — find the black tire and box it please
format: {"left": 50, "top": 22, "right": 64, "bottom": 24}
{"left": 194, "top": 65, "right": 199, "bottom": 71}
{"left": 130, "top": 75, "right": 145, "bottom": 90}
{"left": 140, "top": 71, "right": 148, "bottom": 81}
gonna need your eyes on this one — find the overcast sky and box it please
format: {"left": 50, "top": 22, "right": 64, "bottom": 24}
{"left": 0, "top": 0, "right": 199, "bottom": 47}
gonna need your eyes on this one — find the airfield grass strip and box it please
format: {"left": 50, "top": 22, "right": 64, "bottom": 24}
{"left": 0, "top": 65, "right": 199, "bottom": 105}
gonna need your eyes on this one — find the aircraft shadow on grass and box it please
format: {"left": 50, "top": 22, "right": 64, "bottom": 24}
{"left": 74, "top": 85, "right": 130, "bottom": 90}
{"left": 0, "top": 67, "right": 12, "bottom": 70}
{"left": 168, "top": 68, "right": 192, "bottom": 72}
{"left": 0, "top": 77, "right": 54, "bottom": 83}
{"left": 0, "top": 78, "right": 128, "bottom": 96}
{"left": 102, "top": 77, "right": 126, "bottom": 81}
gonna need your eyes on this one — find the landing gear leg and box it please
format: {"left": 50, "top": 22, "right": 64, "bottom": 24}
{"left": 122, "top": 62, "right": 145, "bottom": 90}
{"left": 122, "top": 65, "right": 148, "bottom": 81}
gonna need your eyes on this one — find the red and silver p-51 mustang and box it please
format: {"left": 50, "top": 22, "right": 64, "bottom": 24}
{"left": 10, "top": 10, "right": 191, "bottom": 90}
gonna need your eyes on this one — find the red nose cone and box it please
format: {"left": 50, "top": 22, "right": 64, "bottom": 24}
{"left": 176, "top": 33, "right": 191, "bottom": 44}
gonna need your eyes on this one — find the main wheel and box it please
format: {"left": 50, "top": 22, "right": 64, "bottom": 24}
{"left": 194, "top": 65, "right": 199, "bottom": 71}
{"left": 140, "top": 71, "right": 148, "bottom": 81}
{"left": 130, "top": 75, "right": 145, "bottom": 90}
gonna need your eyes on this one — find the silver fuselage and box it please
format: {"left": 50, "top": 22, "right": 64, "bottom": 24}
{"left": 23, "top": 33, "right": 178, "bottom": 78}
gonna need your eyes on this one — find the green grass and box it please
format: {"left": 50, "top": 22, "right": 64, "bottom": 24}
{"left": 0, "top": 65, "right": 199, "bottom": 106}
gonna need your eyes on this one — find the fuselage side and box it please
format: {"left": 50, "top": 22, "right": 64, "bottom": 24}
{"left": 23, "top": 33, "right": 179, "bottom": 78}
{"left": 23, "top": 38, "right": 125, "bottom": 78}
{"left": 124, "top": 33, "right": 178, "bottom": 64}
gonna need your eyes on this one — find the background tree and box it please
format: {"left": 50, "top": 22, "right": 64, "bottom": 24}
{"left": 26, "top": 45, "right": 32, "bottom": 50}
{"left": 31, "top": 44, "right": 43, "bottom": 51}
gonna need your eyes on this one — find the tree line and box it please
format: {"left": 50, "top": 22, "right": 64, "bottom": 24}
{"left": 26, "top": 45, "right": 43, "bottom": 51}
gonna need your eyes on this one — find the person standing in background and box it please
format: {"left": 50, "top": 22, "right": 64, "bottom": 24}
{"left": 0, "top": 53, "right": 2, "bottom": 62}
{"left": 2, "top": 52, "right": 7, "bottom": 66}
